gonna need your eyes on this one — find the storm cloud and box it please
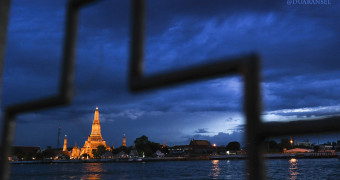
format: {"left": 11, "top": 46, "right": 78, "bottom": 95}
{"left": 2, "top": 0, "right": 340, "bottom": 148}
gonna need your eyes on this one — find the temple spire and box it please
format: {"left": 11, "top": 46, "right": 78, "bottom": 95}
{"left": 63, "top": 135, "right": 67, "bottom": 151}
{"left": 90, "top": 107, "right": 102, "bottom": 137}
{"left": 123, "top": 134, "right": 126, "bottom": 147}
{"left": 75, "top": 107, "right": 109, "bottom": 159}
{"left": 93, "top": 107, "right": 99, "bottom": 124}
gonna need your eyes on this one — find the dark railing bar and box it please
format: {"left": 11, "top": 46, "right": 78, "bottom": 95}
{"left": 59, "top": 3, "right": 78, "bottom": 102}
{"left": 0, "top": 1, "right": 81, "bottom": 179}
{"left": 0, "top": 0, "right": 12, "bottom": 180}
{"left": 128, "top": 0, "right": 265, "bottom": 179}
{"left": 5, "top": 96, "right": 66, "bottom": 115}
{"left": 0, "top": 0, "right": 10, "bottom": 98}
{"left": 130, "top": 55, "right": 256, "bottom": 91}
{"left": 129, "top": 0, "right": 145, "bottom": 81}
{"left": 244, "top": 58, "right": 265, "bottom": 180}
{"left": 260, "top": 116, "right": 340, "bottom": 137}
{"left": 0, "top": 113, "right": 15, "bottom": 180}
{"left": 0, "top": 0, "right": 338, "bottom": 180}
{"left": 70, "top": 0, "right": 102, "bottom": 8}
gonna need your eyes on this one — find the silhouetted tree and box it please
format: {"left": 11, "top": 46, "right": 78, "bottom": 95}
{"left": 82, "top": 153, "right": 89, "bottom": 159}
{"left": 135, "top": 135, "right": 149, "bottom": 145}
{"left": 280, "top": 138, "right": 292, "bottom": 150}
{"left": 264, "top": 140, "right": 281, "bottom": 153}
{"left": 41, "top": 146, "right": 56, "bottom": 159}
{"left": 161, "top": 146, "right": 169, "bottom": 154}
{"left": 112, "top": 146, "right": 133, "bottom": 155}
{"left": 134, "top": 135, "right": 161, "bottom": 157}
{"left": 332, "top": 141, "right": 337, "bottom": 149}
{"left": 226, "top": 141, "right": 240, "bottom": 151}
{"left": 92, "top": 145, "right": 107, "bottom": 159}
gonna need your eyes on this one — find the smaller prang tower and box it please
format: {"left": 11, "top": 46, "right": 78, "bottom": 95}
{"left": 63, "top": 135, "right": 67, "bottom": 151}
{"left": 123, "top": 134, "right": 126, "bottom": 147}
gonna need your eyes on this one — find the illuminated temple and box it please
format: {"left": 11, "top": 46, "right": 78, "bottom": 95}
{"left": 73, "top": 107, "right": 110, "bottom": 158}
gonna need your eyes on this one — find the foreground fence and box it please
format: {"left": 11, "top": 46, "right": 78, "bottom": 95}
{"left": 1, "top": 1, "right": 339, "bottom": 180}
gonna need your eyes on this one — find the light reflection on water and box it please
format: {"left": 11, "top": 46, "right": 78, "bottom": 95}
{"left": 289, "top": 158, "right": 298, "bottom": 180}
{"left": 81, "top": 163, "right": 104, "bottom": 180}
{"left": 10, "top": 159, "right": 340, "bottom": 179}
{"left": 209, "top": 160, "right": 221, "bottom": 179}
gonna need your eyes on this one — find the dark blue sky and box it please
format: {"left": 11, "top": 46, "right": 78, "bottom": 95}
{"left": 2, "top": 0, "right": 340, "bottom": 148}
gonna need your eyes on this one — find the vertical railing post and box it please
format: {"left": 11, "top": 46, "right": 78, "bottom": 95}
{"left": 0, "top": 0, "right": 10, "bottom": 95}
{"left": 0, "top": 112, "right": 16, "bottom": 180}
{"left": 60, "top": 2, "right": 78, "bottom": 102}
{"left": 129, "top": 0, "right": 145, "bottom": 86}
{"left": 0, "top": 0, "right": 11, "bottom": 179}
{"left": 244, "top": 56, "right": 265, "bottom": 180}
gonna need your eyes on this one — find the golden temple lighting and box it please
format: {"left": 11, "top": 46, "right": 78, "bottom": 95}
{"left": 68, "top": 107, "right": 110, "bottom": 159}
{"left": 63, "top": 135, "right": 68, "bottom": 152}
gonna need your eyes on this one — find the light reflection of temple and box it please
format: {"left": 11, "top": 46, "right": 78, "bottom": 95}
{"left": 82, "top": 163, "right": 104, "bottom": 180}
{"left": 210, "top": 160, "right": 220, "bottom": 179}
{"left": 289, "top": 158, "right": 299, "bottom": 180}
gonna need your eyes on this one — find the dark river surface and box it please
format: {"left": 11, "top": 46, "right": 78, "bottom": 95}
{"left": 10, "top": 158, "right": 340, "bottom": 179}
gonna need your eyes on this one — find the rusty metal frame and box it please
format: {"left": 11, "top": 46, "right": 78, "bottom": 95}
{"left": 128, "top": 0, "right": 340, "bottom": 180}
{"left": 0, "top": 0, "right": 102, "bottom": 179}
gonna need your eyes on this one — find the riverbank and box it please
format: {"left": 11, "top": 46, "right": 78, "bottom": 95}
{"left": 10, "top": 152, "right": 340, "bottom": 164}
{"left": 210, "top": 152, "right": 339, "bottom": 160}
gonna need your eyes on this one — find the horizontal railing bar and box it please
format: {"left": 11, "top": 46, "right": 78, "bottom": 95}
{"left": 5, "top": 96, "right": 70, "bottom": 115}
{"left": 260, "top": 116, "right": 340, "bottom": 137}
{"left": 70, "top": 0, "right": 102, "bottom": 8}
{"left": 130, "top": 54, "right": 257, "bottom": 91}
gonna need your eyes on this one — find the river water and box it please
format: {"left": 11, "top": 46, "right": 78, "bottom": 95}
{"left": 10, "top": 158, "right": 340, "bottom": 179}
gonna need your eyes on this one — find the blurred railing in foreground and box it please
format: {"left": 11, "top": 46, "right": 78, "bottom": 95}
{"left": 1, "top": 0, "right": 340, "bottom": 180}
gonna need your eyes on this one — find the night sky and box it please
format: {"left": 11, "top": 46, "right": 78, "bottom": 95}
{"left": 2, "top": 0, "right": 340, "bottom": 148}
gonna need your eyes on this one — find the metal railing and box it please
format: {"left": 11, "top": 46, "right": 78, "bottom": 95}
{"left": 1, "top": 0, "right": 339, "bottom": 180}
{"left": 0, "top": 0, "right": 98, "bottom": 179}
